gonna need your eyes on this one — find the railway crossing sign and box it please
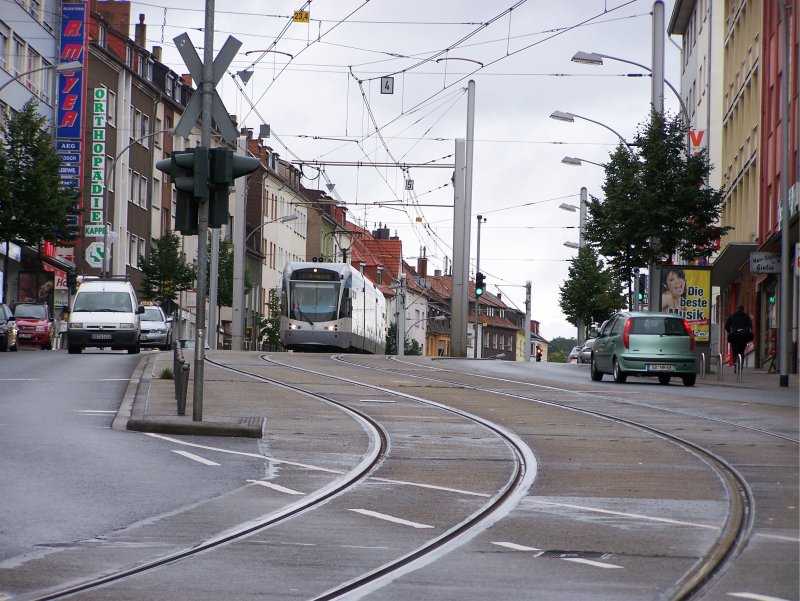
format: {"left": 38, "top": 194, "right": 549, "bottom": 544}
{"left": 85, "top": 241, "right": 105, "bottom": 269}
{"left": 172, "top": 33, "right": 241, "bottom": 143}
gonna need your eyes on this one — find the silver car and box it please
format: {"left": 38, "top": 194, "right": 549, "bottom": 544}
{"left": 579, "top": 338, "right": 596, "bottom": 363}
{"left": 139, "top": 305, "right": 173, "bottom": 350}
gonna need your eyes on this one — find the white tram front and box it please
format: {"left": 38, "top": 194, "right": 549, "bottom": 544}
{"left": 280, "top": 262, "right": 386, "bottom": 353}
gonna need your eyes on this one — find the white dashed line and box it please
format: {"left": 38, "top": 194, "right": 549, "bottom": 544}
{"left": 370, "top": 477, "right": 491, "bottom": 497}
{"left": 727, "top": 593, "right": 794, "bottom": 601}
{"left": 531, "top": 499, "right": 719, "bottom": 530}
{"left": 172, "top": 450, "right": 220, "bottom": 466}
{"left": 349, "top": 509, "right": 434, "bottom": 529}
{"left": 561, "top": 557, "right": 623, "bottom": 569}
{"left": 491, "top": 542, "right": 541, "bottom": 552}
{"left": 359, "top": 399, "right": 397, "bottom": 403}
{"left": 247, "top": 480, "right": 304, "bottom": 495}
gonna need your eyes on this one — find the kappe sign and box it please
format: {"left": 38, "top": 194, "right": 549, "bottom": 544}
{"left": 750, "top": 252, "right": 781, "bottom": 274}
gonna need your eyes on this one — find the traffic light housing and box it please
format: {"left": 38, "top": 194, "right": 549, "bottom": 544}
{"left": 475, "top": 272, "right": 485, "bottom": 297}
{"left": 207, "top": 148, "right": 260, "bottom": 228}
{"left": 66, "top": 268, "right": 77, "bottom": 293}
{"left": 637, "top": 273, "right": 647, "bottom": 304}
{"left": 156, "top": 148, "right": 208, "bottom": 235}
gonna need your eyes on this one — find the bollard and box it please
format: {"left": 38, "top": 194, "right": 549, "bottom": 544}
{"left": 717, "top": 353, "right": 723, "bottom": 381}
{"left": 173, "top": 342, "right": 181, "bottom": 401}
{"left": 700, "top": 352, "right": 706, "bottom": 379}
{"left": 177, "top": 362, "right": 190, "bottom": 415}
{"left": 736, "top": 353, "right": 743, "bottom": 383}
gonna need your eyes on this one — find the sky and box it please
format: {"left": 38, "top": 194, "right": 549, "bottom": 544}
{"left": 128, "top": 0, "right": 682, "bottom": 342}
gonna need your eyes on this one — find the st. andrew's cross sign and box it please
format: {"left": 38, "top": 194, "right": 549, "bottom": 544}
{"left": 173, "top": 32, "right": 241, "bottom": 143}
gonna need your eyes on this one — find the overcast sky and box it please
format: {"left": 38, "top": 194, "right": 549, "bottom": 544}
{"left": 129, "top": 0, "right": 682, "bottom": 341}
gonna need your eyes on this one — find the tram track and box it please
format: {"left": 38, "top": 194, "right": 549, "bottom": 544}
{"left": 329, "top": 354, "right": 763, "bottom": 601}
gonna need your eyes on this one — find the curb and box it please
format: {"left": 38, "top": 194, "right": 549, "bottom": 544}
{"left": 126, "top": 417, "right": 264, "bottom": 438}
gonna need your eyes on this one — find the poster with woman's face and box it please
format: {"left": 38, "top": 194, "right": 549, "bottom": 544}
{"left": 659, "top": 266, "right": 711, "bottom": 342}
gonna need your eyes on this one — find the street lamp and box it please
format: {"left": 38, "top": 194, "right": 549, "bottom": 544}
{"left": 0, "top": 60, "right": 82, "bottom": 95}
{"left": 550, "top": 110, "right": 633, "bottom": 152}
{"left": 561, "top": 156, "right": 605, "bottom": 168}
{"left": 571, "top": 51, "right": 689, "bottom": 124}
{"left": 560, "top": 187, "right": 588, "bottom": 343}
{"left": 404, "top": 315, "right": 446, "bottom": 353}
{"left": 244, "top": 213, "right": 298, "bottom": 244}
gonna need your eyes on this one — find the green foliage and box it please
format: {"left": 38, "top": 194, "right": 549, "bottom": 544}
{"left": 140, "top": 231, "right": 196, "bottom": 311}
{"left": 0, "top": 100, "right": 79, "bottom": 246}
{"left": 209, "top": 238, "right": 252, "bottom": 308}
{"left": 386, "top": 322, "right": 423, "bottom": 355}
{"left": 559, "top": 246, "right": 627, "bottom": 336}
{"left": 159, "top": 367, "right": 174, "bottom": 380}
{"left": 548, "top": 351, "right": 567, "bottom": 363}
{"left": 258, "top": 288, "right": 283, "bottom": 349}
{"left": 585, "top": 110, "right": 730, "bottom": 285}
{"left": 548, "top": 336, "right": 577, "bottom": 356}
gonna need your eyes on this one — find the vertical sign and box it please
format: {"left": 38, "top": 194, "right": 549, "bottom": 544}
{"left": 90, "top": 87, "right": 106, "bottom": 225}
{"left": 659, "top": 266, "right": 711, "bottom": 343}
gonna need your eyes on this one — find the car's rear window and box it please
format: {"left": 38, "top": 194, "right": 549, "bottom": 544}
{"left": 630, "top": 317, "right": 686, "bottom": 336}
{"left": 14, "top": 304, "right": 47, "bottom": 319}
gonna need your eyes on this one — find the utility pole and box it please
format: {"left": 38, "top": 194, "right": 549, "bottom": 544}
{"left": 474, "top": 214, "right": 486, "bottom": 358}
{"left": 647, "top": 0, "right": 666, "bottom": 313}
{"left": 778, "top": 0, "right": 792, "bottom": 387}
{"left": 208, "top": 228, "right": 220, "bottom": 350}
{"left": 451, "top": 139, "right": 468, "bottom": 356}
{"left": 524, "top": 280, "right": 531, "bottom": 362}
{"left": 396, "top": 274, "right": 406, "bottom": 356}
{"left": 576, "top": 187, "right": 587, "bottom": 343}
{"left": 232, "top": 136, "right": 247, "bottom": 351}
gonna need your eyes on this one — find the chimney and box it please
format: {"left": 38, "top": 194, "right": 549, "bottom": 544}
{"left": 434, "top": 269, "right": 442, "bottom": 277}
{"left": 152, "top": 46, "right": 162, "bottom": 61}
{"left": 417, "top": 255, "right": 427, "bottom": 278}
{"left": 181, "top": 73, "right": 192, "bottom": 87}
{"left": 135, "top": 14, "right": 146, "bottom": 48}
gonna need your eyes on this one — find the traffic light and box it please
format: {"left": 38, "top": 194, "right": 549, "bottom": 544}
{"left": 637, "top": 273, "right": 647, "bottom": 305}
{"left": 156, "top": 148, "right": 208, "bottom": 235}
{"left": 207, "top": 148, "right": 260, "bottom": 228}
{"left": 768, "top": 293, "right": 776, "bottom": 304}
{"left": 66, "top": 268, "right": 77, "bottom": 293}
{"left": 475, "top": 272, "right": 485, "bottom": 297}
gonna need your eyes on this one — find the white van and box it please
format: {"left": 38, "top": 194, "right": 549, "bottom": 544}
{"left": 66, "top": 277, "right": 144, "bottom": 354}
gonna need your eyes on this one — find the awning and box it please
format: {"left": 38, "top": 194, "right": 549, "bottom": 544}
{"left": 711, "top": 242, "right": 757, "bottom": 288}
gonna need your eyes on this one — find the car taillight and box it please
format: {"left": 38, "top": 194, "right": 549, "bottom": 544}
{"left": 622, "top": 318, "right": 631, "bottom": 349}
{"left": 682, "top": 319, "right": 695, "bottom": 350}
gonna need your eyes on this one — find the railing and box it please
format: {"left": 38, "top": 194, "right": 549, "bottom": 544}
{"left": 173, "top": 341, "right": 190, "bottom": 415}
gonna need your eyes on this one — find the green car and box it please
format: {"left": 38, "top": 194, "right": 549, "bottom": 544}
{"left": 590, "top": 311, "right": 698, "bottom": 387}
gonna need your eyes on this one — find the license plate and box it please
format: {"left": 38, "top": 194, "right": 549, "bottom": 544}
{"left": 92, "top": 333, "right": 112, "bottom": 340}
{"left": 647, "top": 364, "right": 674, "bottom": 372}
{"left": 19, "top": 333, "right": 32, "bottom": 339}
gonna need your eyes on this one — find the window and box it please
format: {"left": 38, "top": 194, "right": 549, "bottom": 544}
{"left": 125, "top": 45, "right": 133, "bottom": 67}
{"left": 106, "top": 156, "right": 115, "bottom": 191}
{"left": 152, "top": 177, "right": 160, "bottom": 208}
{"left": 0, "top": 21, "right": 9, "bottom": 72}
{"left": 138, "top": 238, "right": 147, "bottom": 268}
{"left": 139, "top": 175, "right": 148, "bottom": 209}
{"left": 154, "top": 118, "right": 162, "bottom": 147}
{"left": 128, "top": 233, "right": 136, "bottom": 267}
{"left": 138, "top": 53, "right": 146, "bottom": 77}
{"left": 98, "top": 22, "right": 107, "bottom": 48}
{"left": 129, "top": 106, "right": 135, "bottom": 140}
{"left": 133, "top": 109, "right": 141, "bottom": 142}
{"left": 128, "top": 169, "right": 137, "bottom": 204}
{"left": 140, "top": 114, "right": 149, "bottom": 146}
{"left": 12, "top": 35, "right": 24, "bottom": 76}
{"left": 166, "top": 75, "right": 174, "bottom": 98}
{"left": 106, "top": 90, "right": 116, "bottom": 126}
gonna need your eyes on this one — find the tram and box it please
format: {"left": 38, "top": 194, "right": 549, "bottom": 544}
{"left": 280, "top": 262, "right": 387, "bottom": 353}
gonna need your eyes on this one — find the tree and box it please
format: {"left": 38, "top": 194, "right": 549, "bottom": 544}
{"left": 0, "top": 100, "right": 80, "bottom": 301}
{"left": 386, "top": 323, "right": 422, "bottom": 355}
{"left": 585, "top": 110, "right": 730, "bottom": 286}
{"left": 139, "top": 231, "right": 196, "bottom": 314}
{"left": 559, "top": 246, "right": 627, "bottom": 337}
{"left": 210, "top": 238, "right": 252, "bottom": 308}
{"left": 258, "top": 288, "right": 283, "bottom": 350}
{"left": 548, "top": 336, "right": 577, "bottom": 355}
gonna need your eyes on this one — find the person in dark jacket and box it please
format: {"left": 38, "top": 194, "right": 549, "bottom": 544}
{"left": 725, "top": 305, "right": 754, "bottom": 372}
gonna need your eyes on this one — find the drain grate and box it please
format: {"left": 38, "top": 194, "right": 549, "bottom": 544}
{"left": 239, "top": 416, "right": 264, "bottom": 427}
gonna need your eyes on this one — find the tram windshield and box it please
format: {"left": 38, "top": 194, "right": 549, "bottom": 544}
{"left": 289, "top": 282, "right": 340, "bottom": 322}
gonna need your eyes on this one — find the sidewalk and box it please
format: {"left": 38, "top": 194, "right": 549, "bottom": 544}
{"left": 114, "top": 351, "right": 265, "bottom": 438}
{"left": 699, "top": 365, "right": 799, "bottom": 390}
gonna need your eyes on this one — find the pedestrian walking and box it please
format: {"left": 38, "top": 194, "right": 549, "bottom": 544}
{"left": 56, "top": 309, "right": 68, "bottom": 350}
{"left": 724, "top": 305, "right": 753, "bottom": 372}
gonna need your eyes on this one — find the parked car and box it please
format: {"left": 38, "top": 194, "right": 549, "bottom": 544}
{"left": 12, "top": 302, "right": 55, "bottom": 350}
{"left": 567, "top": 345, "right": 581, "bottom": 363}
{"left": 579, "top": 338, "right": 596, "bottom": 363}
{"left": 140, "top": 305, "right": 173, "bottom": 350}
{"left": 0, "top": 303, "right": 18, "bottom": 352}
{"left": 590, "top": 311, "right": 698, "bottom": 386}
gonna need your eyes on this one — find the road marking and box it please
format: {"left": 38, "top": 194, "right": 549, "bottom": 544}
{"left": 359, "top": 399, "right": 397, "bottom": 403}
{"left": 531, "top": 499, "right": 720, "bottom": 530}
{"left": 0, "top": 378, "right": 38, "bottom": 381}
{"left": 349, "top": 508, "right": 434, "bottom": 529}
{"left": 98, "top": 378, "right": 131, "bottom": 381}
{"left": 754, "top": 532, "right": 800, "bottom": 542}
{"left": 492, "top": 541, "right": 541, "bottom": 552}
{"left": 561, "top": 557, "right": 623, "bottom": 569}
{"left": 727, "top": 594, "right": 794, "bottom": 601}
{"left": 371, "top": 477, "right": 491, "bottom": 497}
{"left": 172, "top": 450, "right": 220, "bottom": 466}
{"left": 76, "top": 410, "right": 116, "bottom": 414}
{"left": 247, "top": 480, "right": 304, "bottom": 495}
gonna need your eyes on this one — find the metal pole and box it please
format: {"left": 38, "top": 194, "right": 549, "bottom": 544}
{"left": 232, "top": 137, "right": 247, "bottom": 351}
{"left": 192, "top": 0, "right": 215, "bottom": 421}
{"left": 451, "top": 139, "right": 467, "bottom": 356}
{"left": 474, "top": 215, "right": 484, "bottom": 359}
{"left": 648, "top": 0, "right": 665, "bottom": 312}
{"left": 524, "top": 280, "right": 531, "bottom": 362}
{"left": 576, "top": 187, "right": 587, "bottom": 343}
{"left": 397, "top": 274, "right": 406, "bottom": 356}
{"left": 208, "top": 229, "right": 220, "bottom": 349}
{"left": 778, "top": 0, "right": 792, "bottom": 387}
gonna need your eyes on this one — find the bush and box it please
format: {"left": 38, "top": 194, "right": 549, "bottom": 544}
{"left": 159, "top": 367, "right": 174, "bottom": 380}
{"left": 548, "top": 351, "right": 567, "bottom": 363}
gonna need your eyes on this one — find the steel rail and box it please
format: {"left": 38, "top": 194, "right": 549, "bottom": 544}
{"left": 333, "top": 354, "right": 757, "bottom": 601}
